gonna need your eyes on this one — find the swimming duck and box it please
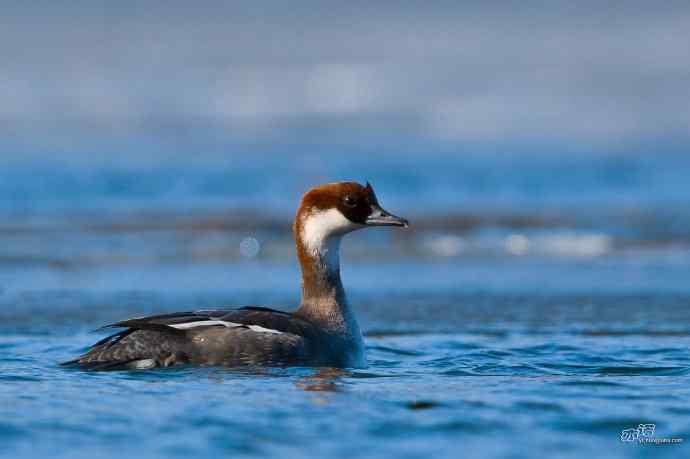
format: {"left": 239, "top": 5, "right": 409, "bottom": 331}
{"left": 62, "top": 181, "right": 408, "bottom": 370}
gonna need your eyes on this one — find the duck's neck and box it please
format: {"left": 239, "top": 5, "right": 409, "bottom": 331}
{"left": 293, "top": 212, "right": 360, "bottom": 339}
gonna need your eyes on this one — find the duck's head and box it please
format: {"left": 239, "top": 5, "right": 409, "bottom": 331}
{"left": 295, "top": 181, "right": 408, "bottom": 244}
{"left": 294, "top": 181, "right": 408, "bottom": 305}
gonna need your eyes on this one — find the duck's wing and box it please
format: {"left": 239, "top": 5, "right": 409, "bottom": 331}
{"left": 62, "top": 306, "right": 314, "bottom": 370}
{"left": 107, "top": 306, "right": 306, "bottom": 334}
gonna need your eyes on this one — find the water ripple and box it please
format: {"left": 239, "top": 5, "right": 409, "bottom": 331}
{"left": 2, "top": 292, "right": 690, "bottom": 459}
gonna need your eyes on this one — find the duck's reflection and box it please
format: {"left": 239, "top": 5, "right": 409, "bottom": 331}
{"left": 295, "top": 367, "right": 350, "bottom": 393}
{"left": 205, "top": 366, "right": 351, "bottom": 400}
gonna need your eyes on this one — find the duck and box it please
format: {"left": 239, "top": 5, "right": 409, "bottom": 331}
{"left": 62, "top": 181, "right": 408, "bottom": 370}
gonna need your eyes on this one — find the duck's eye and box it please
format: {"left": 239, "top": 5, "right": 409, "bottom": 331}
{"left": 343, "top": 195, "right": 357, "bottom": 207}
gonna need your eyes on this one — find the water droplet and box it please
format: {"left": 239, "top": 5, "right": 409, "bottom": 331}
{"left": 239, "top": 237, "right": 260, "bottom": 258}
{"left": 427, "top": 235, "right": 464, "bottom": 257}
{"left": 506, "top": 234, "right": 530, "bottom": 255}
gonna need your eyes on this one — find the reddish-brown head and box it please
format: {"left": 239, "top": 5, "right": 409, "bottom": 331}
{"left": 293, "top": 181, "right": 408, "bottom": 269}
{"left": 296, "top": 181, "right": 408, "bottom": 231}
{"left": 294, "top": 181, "right": 408, "bottom": 304}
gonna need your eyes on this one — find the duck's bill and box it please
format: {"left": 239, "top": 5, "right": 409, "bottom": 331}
{"left": 365, "top": 205, "right": 409, "bottom": 228}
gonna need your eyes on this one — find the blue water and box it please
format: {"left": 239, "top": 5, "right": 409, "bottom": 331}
{"left": 1, "top": 153, "right": 689, "bottom": 458}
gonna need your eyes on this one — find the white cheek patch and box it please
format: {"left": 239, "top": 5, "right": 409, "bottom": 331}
{"left": 301, "top": 208, "right": 359, "bottom": 254}
{"left": 301, "top": 208, "right": 362, "bottom": 272}
{"left": 169, "top": 320, "right": 282, "bottom": 334}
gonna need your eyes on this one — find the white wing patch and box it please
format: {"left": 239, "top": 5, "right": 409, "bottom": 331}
{"left": 169, "top": 320, "right": 282, "bottom": 334}
{"left": 169, "top": 320, "right": 235, "bottom": 329}
{"left": 129, "top": 359, "right": 156, "bottom": 369}
{"left": 245, "top": 325, "right": 283, "bottom": 334}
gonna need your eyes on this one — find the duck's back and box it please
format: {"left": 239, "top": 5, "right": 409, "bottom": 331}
{"left": 62, "top": 307, "right": 328, "bottom": 370}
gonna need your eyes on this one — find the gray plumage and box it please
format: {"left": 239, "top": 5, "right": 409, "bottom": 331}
{"left": 61, "top": 307, "right": 353, "bottom": 370}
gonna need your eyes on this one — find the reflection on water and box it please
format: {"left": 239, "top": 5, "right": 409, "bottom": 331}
{"left": 296, "top": 368, "right": 350, "bottom": 394}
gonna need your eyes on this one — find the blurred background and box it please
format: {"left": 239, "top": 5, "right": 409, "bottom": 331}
{"left": 1, "top": 0, "right": 689, "bottom": 297}
{"left": 2, "top": 3, "right": 690, "bottom": 458}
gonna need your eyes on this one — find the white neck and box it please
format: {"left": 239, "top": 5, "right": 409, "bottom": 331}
{"left": 300, "top": 208, "right": 357, "bottom": 274}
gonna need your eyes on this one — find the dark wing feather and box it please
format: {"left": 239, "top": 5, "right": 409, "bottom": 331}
{"left": 105, "top": 306, "right": 308, "bottom": 336}
{"left": 92, "top": 328, "right": 137, "bottom": 348}
{"left": 63, "top": 358, "right": 141, "bottom": 371}
{"left": 101, "top": 310, "right": 218, "bottom": 329}
{"left": 224, "top": 307, "right": 311, "bottom": 334}
{"left": 62, "top": 306, "right": 316, "bottom": 370}
{"left": 238, "top": 306, "right": 290, "bottom": 315}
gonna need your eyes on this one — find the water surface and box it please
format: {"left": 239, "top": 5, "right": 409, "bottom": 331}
{"left": 1, "top": 154, "right": 689, "bottom": 458}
